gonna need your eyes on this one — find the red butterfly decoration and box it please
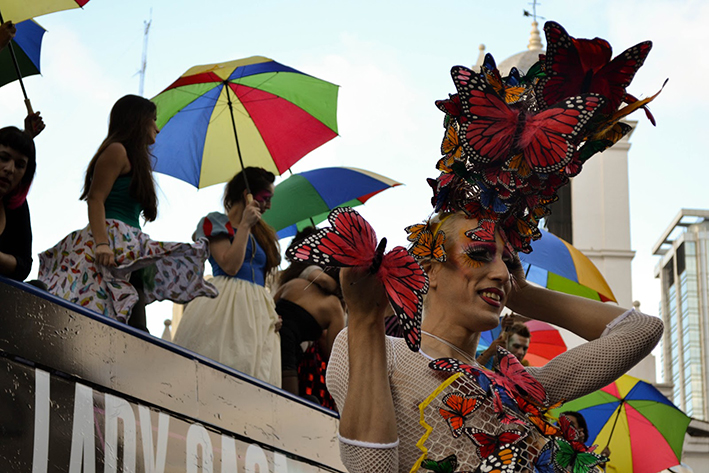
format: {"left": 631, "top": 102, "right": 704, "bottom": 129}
{"left": 452, "top": 65, "right": 606, "bottom": 173}
{"left": 492, "top": 347, "right": 549, "bottom": 407}
{"left": 465, "top": 219, "right": 497, "bottom": 243}
{"left": 287, "top": 207, "right": 428, "bottom": 350}
{"left": 438, "top": 391, "right": 481, "bottom": 438}
{"left": 535, "top": 21, "right": 652, "bottom": 115}
{"left": 464, "top": 428, "right": 527, "bottom": 460}
{"left": 558, "top": 413, "right": 591, "bottom": 452}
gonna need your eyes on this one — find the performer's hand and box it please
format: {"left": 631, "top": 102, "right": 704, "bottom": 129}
{"left": 509, "top": 253, "right": 528, "bottom": 292}
{"left": 341, "top": 267, "right": 389, "bottom": 322}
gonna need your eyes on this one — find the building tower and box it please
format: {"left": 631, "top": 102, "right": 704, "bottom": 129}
{"left": 652, "top": 209, "right": 709, "bottom": 421}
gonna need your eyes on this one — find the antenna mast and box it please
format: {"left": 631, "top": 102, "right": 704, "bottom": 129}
{"left": 139, "top": 10, "right": 152, "bottom": 97}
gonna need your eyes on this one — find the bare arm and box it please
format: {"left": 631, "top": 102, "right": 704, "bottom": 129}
{"left": 337, "top": 267, "right": 397, "bottom": 444}
{"left": 86, "top": 143, "right": 130, "bottom": 267}
{"left": 506, "top": 278, "right": 626, "bottom": 341}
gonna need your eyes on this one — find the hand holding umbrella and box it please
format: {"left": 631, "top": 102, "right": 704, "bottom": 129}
{"left": 0, "top": 19, "right": 15, "bottom": 51}
{"left": 0, "top": 0, "right": 91, "bottom": 113}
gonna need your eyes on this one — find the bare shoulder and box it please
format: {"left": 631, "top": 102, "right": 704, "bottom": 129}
{"left": 97, "top": 142, "right": 130, "bottom": 172}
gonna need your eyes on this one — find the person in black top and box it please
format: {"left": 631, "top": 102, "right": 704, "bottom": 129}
{"left": 0, "top": 126, "right": 36, "bottom": 281}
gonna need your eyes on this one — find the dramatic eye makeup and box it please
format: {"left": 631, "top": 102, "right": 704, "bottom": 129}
{"left": 460, "top": 242, "right": 496, "bottom": 268}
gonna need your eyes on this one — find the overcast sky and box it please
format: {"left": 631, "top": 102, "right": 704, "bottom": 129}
{"left": 1, "top": 0, "right": 706, "bottom": 375}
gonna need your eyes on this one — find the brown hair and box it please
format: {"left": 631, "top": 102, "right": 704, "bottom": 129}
{"left": 224, "top": 167, "right": 281, "bottom": 274}
{"left": 508, "top": 321, "right": 531, "bottom": 339}
{"left": 80, "top": 95, "right": 158, "bottom": 221}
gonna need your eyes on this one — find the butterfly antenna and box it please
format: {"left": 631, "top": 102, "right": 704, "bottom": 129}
{"left": 369, "top": 238, "right": 387, "bottom": 274}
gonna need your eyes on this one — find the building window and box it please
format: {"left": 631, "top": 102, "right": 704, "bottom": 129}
{"left": 545, "top": 184, "right": 573, "bottom": 243}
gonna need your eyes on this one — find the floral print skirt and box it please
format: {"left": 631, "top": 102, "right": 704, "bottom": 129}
{"left": 38, "top": 219, "right": 218, "bottom": 323}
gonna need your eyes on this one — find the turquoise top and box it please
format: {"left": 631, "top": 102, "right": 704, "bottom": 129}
{"left": 104, "top": 175, "right": 142, "bottom": 229}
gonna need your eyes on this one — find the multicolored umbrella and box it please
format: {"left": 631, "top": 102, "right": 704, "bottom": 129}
{"left": 521, "top": 320, "right": 567, "bottom": 367}
{"left": 0, "top": 19, "right": 45, "bottom": 88}
{"left": 554, "top": 375, "right": 691, "bottom": 473}
{"left": 477, "top": 319, "right": 567, "bottom": 367}
{"left": 520, "top": 228, "right": 617, "bottom": 302}
{"left": 0, "top": 0, "right": 89, "bottom": 23}
{"left": 0, "top": 0, "right": 89, "bottom": 112}
{"left": 151, "top": 56, "right": 339, "bottom": 189}
{"left": 262, "top": 167, "right": 401, "bottom": 238}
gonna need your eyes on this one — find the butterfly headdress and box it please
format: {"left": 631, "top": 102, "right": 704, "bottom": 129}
{"left": 418, "top": 21, "right": 664, "bottom": 254}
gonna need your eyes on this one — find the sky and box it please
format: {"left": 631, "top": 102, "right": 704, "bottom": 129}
{"left": 1, "top": 0, "right": 707, "bottom": 379}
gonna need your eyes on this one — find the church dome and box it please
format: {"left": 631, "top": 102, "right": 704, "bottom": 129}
{"left": 497, "top": 20, "right": 545, "bottom": 76}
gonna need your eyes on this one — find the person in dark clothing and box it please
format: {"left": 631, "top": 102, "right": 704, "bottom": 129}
{"left": 0, "top": 126, "right": 36, "bottom": 281}
{"left": 274, "top": 227, "right": 346, "bottom": 396}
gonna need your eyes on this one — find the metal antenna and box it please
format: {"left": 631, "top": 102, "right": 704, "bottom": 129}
{"left": 138, "top": 9, "right": 152, "bottom": 97}
{"left": 523, "top": 0, "right": 546, "bottom": 21}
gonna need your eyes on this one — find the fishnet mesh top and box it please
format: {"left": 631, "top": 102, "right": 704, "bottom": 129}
{"left": 326, "top": 309, "right": 663, "bottom": 473}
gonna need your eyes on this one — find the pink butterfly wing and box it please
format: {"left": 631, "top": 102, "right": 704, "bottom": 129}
{"left": 496, "top": 349, "right": 549, "bottom": 406}
{"left": 380, "top": 246, "right": 428, "bottom": 350}
{"left": 288, "top": 207, "right": 379, "bottom": 267}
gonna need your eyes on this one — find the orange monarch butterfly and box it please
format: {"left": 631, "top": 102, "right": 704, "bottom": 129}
{"left": 410, "top": 228, "right": 447, "bottom": 263}
{"left": 438, "top": 391, "right": 481, "bottom": 438}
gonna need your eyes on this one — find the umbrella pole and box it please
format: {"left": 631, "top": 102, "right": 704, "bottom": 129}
{"left": 604, "top": 399, "right": 625, "bottom": 449}
{"left": 223, "top": 80, "right": 251, "bottom": 195}
{"left": 0, "top": 11, "right": 34, "bottom": 114}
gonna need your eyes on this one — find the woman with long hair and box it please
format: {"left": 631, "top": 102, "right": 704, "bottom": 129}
{"left": 0, "top": 126, "right": 36, "bottom": 281}
{"left": 173, "top": 167, "right": 283, "bottom": 386}
{"left": 39, "top": 95, "right": 216, "bottom": 331}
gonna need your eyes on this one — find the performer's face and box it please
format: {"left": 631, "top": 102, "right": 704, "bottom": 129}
{"left": 428, "top": 215, "right": 514, "bottom": 330}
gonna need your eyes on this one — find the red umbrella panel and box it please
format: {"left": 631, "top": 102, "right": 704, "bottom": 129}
{"left": 524, "top": 320, "right": 567, "bottom": 367}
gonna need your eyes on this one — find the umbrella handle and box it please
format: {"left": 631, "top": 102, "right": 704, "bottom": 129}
{"left": 246, "top": 194, "right": 253, "bottom": 204}
{"left": 604, "top": 399, "right": 625, "bottom": 449}
{"left": 25, "top": 98, "right": 33, "bottom": 115}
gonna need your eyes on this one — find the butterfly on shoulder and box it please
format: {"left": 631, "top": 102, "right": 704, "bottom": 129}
{"left": 492, "top": 347, "right": 549, "bottom": 407}
{"left": 438, "top": 391, "right": 481, "bottom": 437}
{"left": 287, "top": 207, "right": 428, "bottom": 351}
{"left": 535, "top": 20, "right": 652, "bottom": 115}
{"left": 451, "top": 65, "right": 606, "bottom": 173}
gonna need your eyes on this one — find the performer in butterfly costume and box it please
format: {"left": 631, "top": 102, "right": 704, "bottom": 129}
{"left": 317, "top": 22, "right": 664, "bottom": 473}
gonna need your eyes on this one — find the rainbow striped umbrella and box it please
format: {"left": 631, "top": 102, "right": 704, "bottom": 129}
{"left": 554, "top": 375, "right": 691, "bottom": 473}
{"left": 0, "top": 0, "right": 89, "bottom": 23}
{"left": 520, "top": 228, "right": 616, "bottom": 302}
{"left": 262, "top": 167, "right": 401, "bottom": 238}
{"left": 0, "top": 0, "right": 89, "bottom": 112}
{"left": 151, "top": 56, "right": 339, "bottom": 189}
{"left": 0, "top": 19, "right": 45, "bottom": 88}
